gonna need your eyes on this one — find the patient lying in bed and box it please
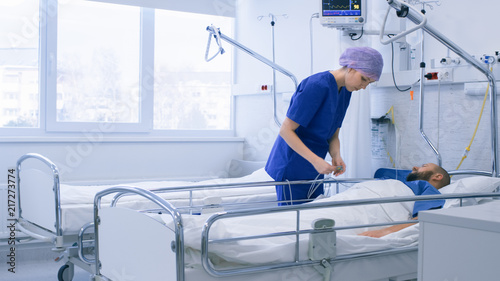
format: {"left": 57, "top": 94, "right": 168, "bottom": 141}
{"left": 359, "top": 163, "right": 450, "bottom": 238}
{"left": 161, "top": 168, "right": 497, "bottom": 268}
{"left": 163, "top": 163, "right": 500, "bottom": 269}
{"left": 172, "top": 171, "right": 442, "bottom": 266}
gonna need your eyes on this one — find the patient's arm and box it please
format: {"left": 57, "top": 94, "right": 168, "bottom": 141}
{"left": 358, "top": 218, "right": 418, "bottom": 238}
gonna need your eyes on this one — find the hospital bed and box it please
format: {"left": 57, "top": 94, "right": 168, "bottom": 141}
{"left": 90, "top": 171, "right": 500, "bottom": 281}
{"left": 15, "top": 152, "right": 500, "bottom": 281}
{"left": 14, "top": 153, "right": 280, "bottom": 280}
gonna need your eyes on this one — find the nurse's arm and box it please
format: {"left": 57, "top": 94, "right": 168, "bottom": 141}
{"left": 279, "top": 117, "right": 335, "bottom": 174}
{"left": 328, "top": 128, "right": 345, "bottom": 176}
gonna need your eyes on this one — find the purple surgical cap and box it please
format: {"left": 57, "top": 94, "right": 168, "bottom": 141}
{"left": 339, "top": 47, "right": 384, "bottom": 81}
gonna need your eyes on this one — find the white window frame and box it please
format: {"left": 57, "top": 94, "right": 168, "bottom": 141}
{"left": 46, "top": 1, "right": 153, "bottom": 133}
{"left": 1, "top": 0, "right": 236, "bottom": 137}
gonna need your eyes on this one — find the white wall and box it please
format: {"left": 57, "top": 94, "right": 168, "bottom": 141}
{"left": 234, "top": 0, "right": 500, "bottom": 175}
{"left": 1, "top": 138, "right": 244, "bottom": 184}
{"left": 234, "top": 0, "right": 339, "bottom": 90}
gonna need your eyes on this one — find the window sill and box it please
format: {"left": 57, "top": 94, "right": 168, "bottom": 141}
{"left": 0, "top": 136, "right": 245, "bottom": 143}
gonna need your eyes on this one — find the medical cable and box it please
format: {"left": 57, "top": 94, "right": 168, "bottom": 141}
{"left": 307, "top": 173, "right": 324, "bottom": 199}
{"left": 307, "top": 171, "right": 346, "bottom": 199}
{"left": 383, "top": 106, "right": 397, "bottom": 168}
{"left": 437, "top": 79, "right": 442, "bottom": 151}
{"left": 349, "top": 26, "right": 364, "bottom": 41}
{"left": 285, "top": 179, "right": 293, "bottom": 205}
{"left": 456, "top": 67, "right": 493, "bottom": 170}
{"left": 388, "top": 34, "right": 420, "bottom": 92}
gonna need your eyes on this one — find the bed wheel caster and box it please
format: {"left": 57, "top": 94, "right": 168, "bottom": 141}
{"left": 58, "top": 263, "right": 75, "bottom": 281}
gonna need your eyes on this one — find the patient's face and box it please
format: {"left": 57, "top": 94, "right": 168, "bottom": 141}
{"left": 406, "top": 170, "right": 434, "bottom": 182}
{"left": 407, "top": 163, "right": 438, "bottom": 182}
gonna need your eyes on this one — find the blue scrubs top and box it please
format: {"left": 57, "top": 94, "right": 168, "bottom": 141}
{"left": 403, "top": 180, "right": 445, "bottom": 217}
{"left": 265, "top": 71, "right": 352, "bottom": 204}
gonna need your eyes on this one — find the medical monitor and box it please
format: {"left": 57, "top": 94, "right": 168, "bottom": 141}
{"left": 320, "top": 0, "right": 366, "bottom": 29}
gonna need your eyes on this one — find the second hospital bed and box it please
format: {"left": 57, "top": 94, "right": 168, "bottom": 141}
{"left": 15, "top": 153, "right": 282, "bottom": 279}
{"left": 91, "top": 172, "right": 500, "bottom": 281}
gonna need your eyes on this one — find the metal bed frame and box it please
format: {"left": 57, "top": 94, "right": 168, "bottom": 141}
{"left": 90, "top": 184, "right": 500, "bottom": 281}
{"left": 14, "top": 152, "right": 500, "bottom": 281}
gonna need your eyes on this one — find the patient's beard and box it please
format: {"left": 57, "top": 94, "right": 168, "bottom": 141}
{"left": 406, "top": 170, "right": 433, "bottom": 182}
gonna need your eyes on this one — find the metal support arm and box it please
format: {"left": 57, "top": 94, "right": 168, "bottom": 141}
{"left": 381, "top": 0, "right": 498, "bottom": 176}
{"left": 206, "top": 25, "right": 299, "bottom": 127}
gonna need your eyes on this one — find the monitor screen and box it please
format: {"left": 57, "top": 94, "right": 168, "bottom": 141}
{"left": 322, "top": 0, "right": 361, "bottom": 17}
{"left": 320, "top": 0, "right": 365, "bottom": 28}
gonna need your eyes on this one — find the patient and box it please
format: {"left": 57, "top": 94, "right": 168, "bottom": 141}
{"left": 359, "top": 163, "right": 450, "bottom": 238}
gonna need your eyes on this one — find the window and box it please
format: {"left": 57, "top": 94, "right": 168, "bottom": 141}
{"left": 154, "top": 10, "right": 233, "bottom": 130}
{"left": 56, "top": 0, "right": 141, "bottom": 124}
{"left": 46, "top": 0, "right": 145, "bottom": 132}
{"left": 0, "top": 0, "right": 235, "bottom": 135}
{"left": 0, "top": 0, "right": 40, "bottom": 128}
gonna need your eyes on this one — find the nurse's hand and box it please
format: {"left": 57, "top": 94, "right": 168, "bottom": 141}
{"left": 331, "top": 158, "right": 346, "bottom": 177}
{"left": 312, "top": 158, "right": 336, "bottom": 175}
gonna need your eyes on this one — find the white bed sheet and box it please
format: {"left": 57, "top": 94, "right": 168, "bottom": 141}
{"left": 163, "top": 179, "right": 419, "bottom": 268}
{"left": 59, "top": 168, "right": 275, "bottom": 232}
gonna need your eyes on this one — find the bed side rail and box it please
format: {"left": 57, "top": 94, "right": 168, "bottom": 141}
{"left": 118, "top": 177, "right": 373, "bottom": 195}
{"left": 16, "top": 153, "right": 63, "bottom": 247}
{"left": 93, "top": 186, "right": 185, "bottom": 281}
{"left": 201, "top": 192, "right": 500, "bottom": 277}
{"left": 448, "top": 170, "right": 493, "bottom": 177}
{"left": 109, "top": 177, "right": 374, "bottom": 212}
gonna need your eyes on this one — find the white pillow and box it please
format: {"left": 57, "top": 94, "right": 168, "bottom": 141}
{"left": 440, "top": 176, "right": 500, "bottom": 208}
{"left": 227, "top": 159, "right": 267, "bottom": 178}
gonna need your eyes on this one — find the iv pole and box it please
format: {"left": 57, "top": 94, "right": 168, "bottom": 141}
{"left": 257, "top": 13, "right": 288, "bottom": 127}
{"left": 417, "top": 2, "right": 442, "bottom": 168}
{"left": 381, "top": 0, "right": 498, "bottom": 177}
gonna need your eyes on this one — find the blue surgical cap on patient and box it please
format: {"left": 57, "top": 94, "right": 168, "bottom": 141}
{"left": 339, "top": 47, "right": 384, "bottom": 81}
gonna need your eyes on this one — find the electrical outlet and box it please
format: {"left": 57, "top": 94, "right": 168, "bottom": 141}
{"left": 258, "top": 84, "right": 272, "bottom": 93}
{"left": 425, "top": 72, "right": 438, "bottom": 80}
{"left": 438, "top": 68, "right": 452, "bottom": 81}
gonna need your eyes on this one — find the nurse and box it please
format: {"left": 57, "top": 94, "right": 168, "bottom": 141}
{"left": 265, "top": 47, "right": 384, "bottom": 205}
